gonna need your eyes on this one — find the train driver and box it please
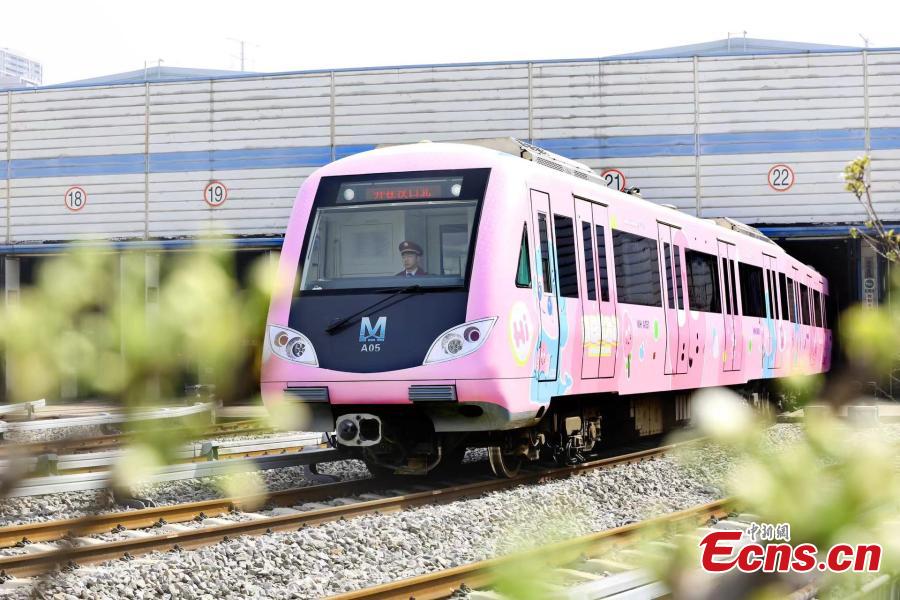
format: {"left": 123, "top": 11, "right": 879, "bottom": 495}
{"left": 396, "top": 241, "right": 428, "bottom": 277}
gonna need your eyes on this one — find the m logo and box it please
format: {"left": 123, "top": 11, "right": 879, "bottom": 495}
{"left": 359, "top": 316, "right": 387, "bottom": 343}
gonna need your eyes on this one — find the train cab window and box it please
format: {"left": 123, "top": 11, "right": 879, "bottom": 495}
{"left": 581, "top": 221, "right": 596, "bottom": 300}
{"left": 595, "top": 225, "right": 609, "bottom": 302}
{"left": 515, "top": 225, "right": 532, "bottom": 288}
{"left": 821, "top": 293, "right": 828, "bottom": 327}
{"left": 297, "top": 168, "right": 488, "bottom": 292}
{"left": 685, "top": 249, "right": 720, "bottom": 312}
{"left": 553, "top": 214, "right": 579, "bottom": 298}
{"left": 537, "top": 213, "right": 552, "bottom": 293}
{"left": 813, "top": 289, "right": 822, "bottom": 327}
{"left": 738, "top": 262, "right": 766, "bottom": 318}
{"left": 612, "top": 230, "right": 662, "bottom": 307}
{"left": 800, "top": 284, "right": 811, "bottom": 326}
{"left": 779, "top": 273, "right": 789, "bottom": 320}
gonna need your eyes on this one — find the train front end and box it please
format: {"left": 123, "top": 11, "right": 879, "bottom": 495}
{"left": 261, "top": 144, "right": 530, "bottom": 474}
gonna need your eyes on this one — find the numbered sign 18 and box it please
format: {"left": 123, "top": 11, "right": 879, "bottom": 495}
{"left": 767, "top": 165, "right": 795, "bottom": 192}
{"left": 64, "top": 186, "right": 87, "bottom": 211}
{"left": 204, "top": 181, "right": 228, "bottom": 207}
{"left": 600, "top": 169, "right": 627, "bottom": 192}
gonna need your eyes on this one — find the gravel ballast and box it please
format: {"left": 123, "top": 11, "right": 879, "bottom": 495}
{"left": 5, "top": 422, "right": 899, "bottom": 599}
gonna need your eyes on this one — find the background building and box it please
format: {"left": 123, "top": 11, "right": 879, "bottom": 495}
{"left": 0, "top": 47, "right": 42, "bottom": 87}
{"left": 1, "top": 37, "right": 897, "bottom": 400}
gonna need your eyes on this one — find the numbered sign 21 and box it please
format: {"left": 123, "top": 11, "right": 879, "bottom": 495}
{"left": 64, "top": 186, "right": 87, "bottom": 211}
{"left": 204, "top": 181, "right": 228, "bottom": 207}
{"left": 600, "top": 169, "right": 627, "bottom": 192}
{"left": 767, "top": 165, "right": 795, "bottom": 192}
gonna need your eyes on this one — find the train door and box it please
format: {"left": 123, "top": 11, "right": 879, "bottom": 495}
{"left": 575, "top": 198, "right": 600, "bottom": 380}
{"left": 717, "top": 240, "right": 739, "bottom": 372}
{"left": 658, "top": 223, "right": 688, "bottom": 375}
{"left": 530, "top": 190, "right": 559, "bottom": 381}
{"left": 592, "top": 203, "right": 617, "bottom": 378}
{"left": 762, "top": 254, "right": 780, "bottom": 370}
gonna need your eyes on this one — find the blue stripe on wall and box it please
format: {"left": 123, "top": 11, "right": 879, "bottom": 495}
{"left": 0, "top": 128, "right": 897, "bottom": 181}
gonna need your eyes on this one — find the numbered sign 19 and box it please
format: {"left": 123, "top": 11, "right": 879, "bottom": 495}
{"left": 204, "top": 181, "right": 228, "bottom": 207}
{"left": 64, "top": 186, "right": 87, "bottom": 211}
{"left": 601, "top": 169, "right": 627, "bottom": 192}
{"left": 767, "top": 165, "right": 795, "bottom": 192}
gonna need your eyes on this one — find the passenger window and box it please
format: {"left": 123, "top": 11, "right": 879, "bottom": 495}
{"left": 663, "top": 242, "right": 676, "bottom": 308}
{"left": 553, "top": 214, "right": 579, "bottom": 298}
{"left": 729, "top": 260, "right": 738, "bottom": 315}
{"left": 673, "top": 246, "right": 684, "bottom": 309}
{"left": 813, "top": 289, "right": 822, "bottom": 327}
{"left": 515, "top": 225, "right": 532, "bottom": 288}
{"left": 685, "top": 249, "right": 721, "bottom": 312}
{"left": 537, "top": 213, "right": 552, "bottom": 293}
{"left": 595, "top": 225, "right": 609, "bottom": 302}
{"left": 612, "top": 230, "right": 662, "bottom": 307}
{"left": 721, "top": 258, "right": 732, "bottom": 315}
{"left": 800, "top": 284, "right": 811, "bottom": 325}
{"left": 738, "top": 262, "right": 766, "bottom": 318}
{"left": 581, "top": 221, "right": 596, "bottom": 300}
{"left": 786, "top": 277, "right": 797, "bottom": 323}
{"left": 779, "top": 273, "right": 789, "bottom": 320}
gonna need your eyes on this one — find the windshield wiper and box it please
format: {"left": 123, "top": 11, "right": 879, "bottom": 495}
{"left": 324, "top": 284, "right": 422, "bottom": 335}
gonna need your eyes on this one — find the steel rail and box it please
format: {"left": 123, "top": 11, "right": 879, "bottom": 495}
{"left": 0, "top": 418, "right": 271, "bottom": 459}
{"left": 324, "top": 499, "right": 732, "bottom": 600}
{"left": 0, "top": 440, "right": 695, "bottom": 578}
{"left": 0, "top": 402, "right": 213, "bottom": 433}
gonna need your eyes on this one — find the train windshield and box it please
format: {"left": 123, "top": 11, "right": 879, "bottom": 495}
{"left": 297, "top": 169, "right": 489, "bottom": 293}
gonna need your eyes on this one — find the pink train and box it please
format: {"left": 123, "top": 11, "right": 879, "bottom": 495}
{"left": 261, "top": 139, "right": 831, "bottom": 476}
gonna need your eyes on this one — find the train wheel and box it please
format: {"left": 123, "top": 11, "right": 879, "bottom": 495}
{"left": 488, "top": 447, "right": 522, "bottom": 478}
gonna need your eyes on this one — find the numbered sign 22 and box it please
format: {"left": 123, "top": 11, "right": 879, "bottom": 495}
{"left": 767, "top": 165, "right": 795, "bottom": 192}
{"left": 204, "top": 181, "right": 228, "bottom": 207}
{"left": 64, "top": 186, "right": 87, "bottom": 211}
{"left": 601, "top": 169, "right": 627, "bottom": 192}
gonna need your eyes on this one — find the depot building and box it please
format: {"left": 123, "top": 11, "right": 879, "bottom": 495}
{"left": 1, "top": 37, "right": 898, "bottom": 401}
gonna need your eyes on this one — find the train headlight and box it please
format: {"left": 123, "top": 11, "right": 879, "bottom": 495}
{"left": 268, "top": 325, "right": 319, "bottom": 367}
{"left": 423, "top": 317, "right": 497, "bottom": 365}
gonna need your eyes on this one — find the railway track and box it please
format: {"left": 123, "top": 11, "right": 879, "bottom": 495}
{"left": 0, "top": 418, "right": 272, "bottom": 459}
{"left": 324, "top": 498, "right": 733, "bottom": 600}
{"left": 0, "top": 438, "right": 700, "bottom": 580}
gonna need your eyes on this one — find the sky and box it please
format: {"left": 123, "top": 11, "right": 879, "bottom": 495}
{"left": 3, "top": 0, "right": 900, "bottom": 85}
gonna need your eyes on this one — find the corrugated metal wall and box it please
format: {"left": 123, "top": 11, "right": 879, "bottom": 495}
{"left": 1, "top": 49, "right": 898, "bottom": 244}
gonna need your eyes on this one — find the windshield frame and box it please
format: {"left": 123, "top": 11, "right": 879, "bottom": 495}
{"left": 295, "top": 168, "right": 490, "bottom": 296}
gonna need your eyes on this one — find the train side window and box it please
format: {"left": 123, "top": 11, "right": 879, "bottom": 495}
{"left": 729, "top": 260, "right": 739, "bottom": 316}
{"left": 738, "top": 262, "right": 766, "bottom": 318}
{"left": 612, "top": 230, "right": 662, "bottom": 307}
{"left": 800, "top": 284, "right": 811, "bottom": 325}
{"left": 580, "top": 221, "right": 596, "bottom": 300}
{"left": 515, "top": 225, "right": 532, "bottom": 288}
{"left": 813, "top": 289, "right": 822, "bottom": 327}
{"left": 595, "top": 225, "right": 609, "bottom": 302}
{"left": 822, "top": 293, "right": 828, "bottom": 327}
{"left": 685, "top": 249, "right": 720, "bottom": 312}
{"left": 663, "top": 242, "right": 676, "bottom": 308}
{"left": 721, "top": 258, "right": 732, "bottom": 314}
{"left": 673, "top": 245, "right": 684, "bottom": 309}
{"left": 786, "top": 277, "right": 797, "bottom": 323}
{"left": 537, "top": 213, "right": 552, "bottom": 293}
{"left": 779, "top": 273, "right": 789, "bottom": 320}
{"left": 553, "top": 214, "right": 579, "bottom": 298}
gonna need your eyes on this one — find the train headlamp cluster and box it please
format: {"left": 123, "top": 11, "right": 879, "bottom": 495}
{"left": 423, "top": 317, "right": 497, "bottom": 364}
{"left": 268, "top": 325, "right": 319, "bottom": 366}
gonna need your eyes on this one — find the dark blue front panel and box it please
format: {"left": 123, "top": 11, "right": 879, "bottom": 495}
{"left": 289, "top": 291, "right": 467, "bottom": 372}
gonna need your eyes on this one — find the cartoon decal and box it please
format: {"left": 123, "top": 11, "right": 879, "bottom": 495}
{"left": 508, "top": 301, "right": 534, "bottom": 366}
